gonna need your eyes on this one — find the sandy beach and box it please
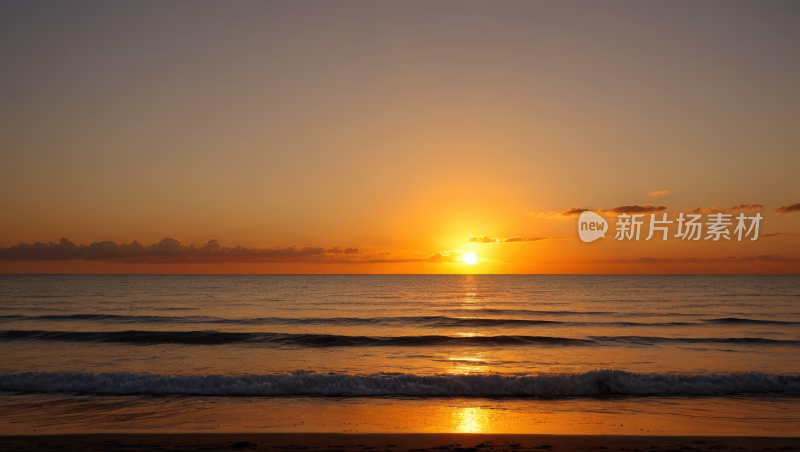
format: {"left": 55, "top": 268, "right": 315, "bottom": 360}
{"left": 2, "top": 433, "right": 799, "bottom": 452}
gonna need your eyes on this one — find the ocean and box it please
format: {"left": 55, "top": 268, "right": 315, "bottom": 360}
{"left": 0, "top": 275, "right": 798, "bottom": 435}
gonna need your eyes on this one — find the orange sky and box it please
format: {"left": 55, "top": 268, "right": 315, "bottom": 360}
{"left": 1, "top": 2, "right": 798, "bottom": 274}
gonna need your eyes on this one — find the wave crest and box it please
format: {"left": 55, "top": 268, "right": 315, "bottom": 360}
{"left": 2, "top": 330, "right": 799, "bottom": 347}
{"left": 1, "top": 370, "right": 798, "bottom": 397}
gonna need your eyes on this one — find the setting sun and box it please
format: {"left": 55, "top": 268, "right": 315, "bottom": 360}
{"left": 462, "top": 252, "right": 478, "bottom": 265}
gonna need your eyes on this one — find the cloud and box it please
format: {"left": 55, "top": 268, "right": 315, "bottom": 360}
{"left": 502, "top": 237, "right": 549, "bottom": 243}
{"left": 774, "top": 202, "right": 800, "bottom": 215}
{"left": 467, "top": 236, "right": 498, "bottom": 243}
{"left": 597, "top": 204, "right": 667, "bottom": 215}
{"left": 534, "top": 203, "right": 771, "bottom": 220}
{"left": 0, "top": 238, "right": 472, "bottom": 266}
{"left": 534, "top": 203, "right": 770, "bottom": 220}
{"left": 647, "top": 190, "right": 671, "bottom": 197}
{"left": 358, "top": 250, "right": 461, "bottom": 264}
{"left": 761, "top": 232, "right": 789, "bottom": 238}
{"left": 466, "top": 236, "right": 558, "bottom": 243}
{"left": 533, "top": 205, "right": 668, "bottom": 218}
{"left": 326, "top": 246, "right": 359, "bottom": 254}
{"left": 727, "top": 204, "right": 764, "bottom": 212}
{"left": 531, "top": 208, "right": 591, "bottom": 219}
{"left": 590, "top": 255, "right": 800, "bottom": 264}
{"left": 684, "top": 204, "right": 764, "bottom": 215}
{"left": 0, "top": 238, "right": 362, "bottom": 264}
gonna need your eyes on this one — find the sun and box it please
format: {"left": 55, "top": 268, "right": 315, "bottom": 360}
{"left": 462, "top": 252, "right": 478, "bottom": 265}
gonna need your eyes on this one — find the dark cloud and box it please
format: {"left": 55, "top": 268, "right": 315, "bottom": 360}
{"left": 559, "top": 207, "right": 591, "bottom": 216}
{"left": 774, "top": 202, "right": 800, "bottom": 215}
{"left": 598, "top": 204, "right": 667, "bottom": 215}
{"left": 761, "top": 232, "right": 789, "bottom": 238}
{"left": 685, "top": 204, "right": 764, "bottom": 215}
{"left": 727, "top": 204, "right": 764, "bottom": 212}
{"left": 503, "top": 237, "right": 549, "bottom": 243}
{"left": 535, "top": 205, "right": 668, "bottom": 218}
{"left": 0, "top": 238, "right": 360, "bottom": 263}
{"left": 0, "top": 238, "right": 470, "bottom": 266}
{"left": 326, "top": 246, "right": 359, "bottom": 254}
{"left": 467, "top": 236, "right": 498, "bottom": 243}
{"left": 590, "top": 255, "right": 800, "bottom": 264}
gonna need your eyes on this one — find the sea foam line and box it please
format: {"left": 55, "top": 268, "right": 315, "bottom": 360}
{"left": 0, "top": 370, "right": 798, "bottom": 397}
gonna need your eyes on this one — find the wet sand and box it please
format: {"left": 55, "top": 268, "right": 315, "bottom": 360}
{"left": 1, "top": 433, "right": 798, "bottom": 452}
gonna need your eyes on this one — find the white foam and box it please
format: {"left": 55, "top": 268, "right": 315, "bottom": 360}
{"left": 1, "top": 370, "right": 798, "bottom": 397}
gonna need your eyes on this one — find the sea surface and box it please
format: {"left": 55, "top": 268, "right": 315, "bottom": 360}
{"left": 0, "top": 275, "right": 798, "bottom": 435}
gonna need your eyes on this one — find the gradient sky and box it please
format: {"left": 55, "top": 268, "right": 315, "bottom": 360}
{"left": 1, "top": 1, "right": 799, "bottom": 273}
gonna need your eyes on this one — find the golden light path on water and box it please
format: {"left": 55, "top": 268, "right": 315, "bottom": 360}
{"left": 448, "top": 354, "right": 489, "bottom": 374}
{"left": 450, "top": 277, "right": 494, "bottom": 433}
{"left": 453, "top": 407, "right": 488, "bottom": 433}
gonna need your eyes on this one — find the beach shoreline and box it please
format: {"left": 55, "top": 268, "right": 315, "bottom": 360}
{"left": 1, "top": 433, "right": 799, "bottom": 451}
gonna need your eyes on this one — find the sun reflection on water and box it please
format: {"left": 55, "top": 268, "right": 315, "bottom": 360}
{"left": 447, "top": 354, "right": 490, "bottom": 374}
{"left": 453, "top": 407, "right": 488, "bottom": 433}
{"left": 461, "top": 275, "right": 479, "bottom": 305}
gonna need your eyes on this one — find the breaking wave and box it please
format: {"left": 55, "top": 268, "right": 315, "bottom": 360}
{"left": 0, "top": 369, "right": 798, "bottom": 397}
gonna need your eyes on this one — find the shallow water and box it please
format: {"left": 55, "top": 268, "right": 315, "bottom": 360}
{"left": 0, "top": 275, "right": 798, "bottom": 434}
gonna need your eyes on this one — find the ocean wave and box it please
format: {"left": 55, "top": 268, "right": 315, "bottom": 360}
{"left": 0, "top": 330, "right": 593, "bottom": 346}
{"left": 0, "top": 314, "right": 576, "bottom": 326}
{"left": 0, "top": 370, "right": 797, "bottom": 397}
{"left": 439, "top": 309, "right": 618, "bottom": 316}
{"left": 3, "top": 314, "right": 795, "bottom": 327}
{"left": 705, "top": 317, "right": 800, "bottom": 325}
{"left": 588, "top": 336, "right": 800, "bottom": 345}
{"left": 1, "top": 329, "right": 798, "bottom": 347}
